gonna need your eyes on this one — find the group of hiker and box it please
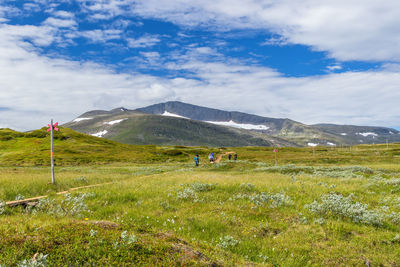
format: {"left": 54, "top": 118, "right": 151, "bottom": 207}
{"left": 193, "top": 152, "right": 237, "bottom": 166}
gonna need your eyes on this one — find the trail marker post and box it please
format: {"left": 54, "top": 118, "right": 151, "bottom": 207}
{"left": 273, "top": 148, "right": 278, "bottom": 166}
{"left": 47, "top": 120, "right": 59, "bottom": 185}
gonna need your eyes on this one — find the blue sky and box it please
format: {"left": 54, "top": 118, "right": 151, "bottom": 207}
{"left": 0, "top": 0, "right": 400, "bottom": 130}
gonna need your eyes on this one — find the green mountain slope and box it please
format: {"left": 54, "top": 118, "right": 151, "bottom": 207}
{"left": 64, "top": 110, "right": 297, "bottom": 147}
{"left": 63, "top": 102, "right": 400, "bottom": 147}
{"left": 135, "top": 101, "right": 352, "bottom": 146}
{"left": 137, "top": 101, "right": 400, "bottom": 146}
{"left": 0, "top": 127, "right": 206, "bottom": 166}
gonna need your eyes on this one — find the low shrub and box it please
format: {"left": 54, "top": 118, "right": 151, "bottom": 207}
{"left": 249, "top": 192, "right": 293, "bottom": 208}
{"left": 306, "top": 193, "right": 382, "bottom": 226}
{"left": 32, "top": 192, "right": 95, "bottom": 218}
{"left": 24, "top": 130, "right": 47, "bottom": 138}
{"left": 17, "top": 253, "right": 48, "bottom": 267}
{"left": 217, "top": 235, "right": 239, "bottom": 249}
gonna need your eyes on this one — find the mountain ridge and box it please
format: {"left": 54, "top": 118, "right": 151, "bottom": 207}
{"left": 63, "top": 101, "right": 400, "bottom": 147}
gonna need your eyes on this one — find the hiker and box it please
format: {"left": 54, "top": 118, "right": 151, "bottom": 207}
{"left": 208, "top": 152, "right": 215, "bottom": 163}
{"left": 228, "top": 154, "right": 232, "bottom": 160}
{"left": 193, "top": 154, "right": 200, "bottom": 166}
{"left": 234, "top": 153, "right": 237, "bottom": 160}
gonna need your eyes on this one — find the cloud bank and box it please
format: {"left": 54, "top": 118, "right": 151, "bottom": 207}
{"left": 0, "top": 1, "right": 400, "bottom": 131}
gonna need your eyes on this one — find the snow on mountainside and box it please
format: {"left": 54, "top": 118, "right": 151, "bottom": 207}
{"left": 91, "top": 130, "right": 108, "bottom": 137}
{"left": 104, "top": 119, "right": 127, "bottom": 125}
{"left": 161, "top": 109, "right": 270, "bottom": 130}
{"left": 205, "top": 120, "right": 269, "bottom": 130}
{"left": 73, "top": 117, "right": 92, "bottom": 122}
{"left": 161, "top": 111, "right": 189, "bottom": 119}
{"left": 357, "top": 132, "right": 378, "bottom": 137}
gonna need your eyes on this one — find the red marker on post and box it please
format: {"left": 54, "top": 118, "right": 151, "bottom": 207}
{"left": 47, "top": 120, "right": 59, "bottom": 185}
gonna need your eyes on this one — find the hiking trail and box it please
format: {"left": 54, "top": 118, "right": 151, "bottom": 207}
{"left": 215, "top": 151, "right": 235, "bottom": 163}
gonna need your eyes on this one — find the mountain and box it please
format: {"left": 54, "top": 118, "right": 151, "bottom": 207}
{"left": 137, "top": 101, "right": 290, "bottom": 134}
{"left": 64, "top": 101, "right": 400, "bottom": 147}
{"left": 136, "top": 101, "right": 400, "bottom": 145}
{"left": 313, "top": 124, "right": 400, "bottom": 144}
{"left": 63, "top": 108, "right": 297, "bottom": 147}
{"left": 136, "top": 101, "right": 350, "bottom": 146}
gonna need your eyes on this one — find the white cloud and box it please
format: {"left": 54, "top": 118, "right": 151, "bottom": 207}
{"left": 43, "top": 17, "right": 77, "bottom": 28}
{"left": 2, "top": 23, "right": 400, "bottom": 132}
{"left": 326, "top": 65, "right": 342, "bottom": 72}
{"left": 52, "top": 10, "right": 75, "bottom": 19}
{"left": 89, "top": 0, "right": 400, "bottom": 62}
{"left": 73, "top": 29, "right": 123, "bottom": 43}
{"left": 262, "top": 36, "right": 289, "bottom": 46}
{"left": 139, "top": 51, "right": 161, "bottom": 65}
{"left": 0, "top": 4, "right": 20, "bottom": 20}
{"left": 23, "top": 3, "right": 42, "bottom": 12}
{"left": 1, "top": 2, "right": 400, "bottom": 131}
{"left": 7, "top": 1, "right": 400, "bottom": 62}
{"left": 0, "top": 24, "right": 56, "bottom": 47}
{"left": 10, "top": 1, "right": 400, "bottom": 62}
{"left": 77, "top": 0, "right": 128, "bottom": 20}
{"left": 140, "top": 51, "right": 160, "bottom": 59}
{"left": 127, "top": 35, "right": 161, "bottom": 48}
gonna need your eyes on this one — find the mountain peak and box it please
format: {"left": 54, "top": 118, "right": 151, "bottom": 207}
{"left": 111, "top": 107, "right": 130, "bottom": 112}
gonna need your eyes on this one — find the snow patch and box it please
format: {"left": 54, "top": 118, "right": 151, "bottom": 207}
{"left": 205, "top": 120, "right": 269, "bottom": 130}
{"left": 161, "top": 111, "right": 189, "bottom": 119}
{"left": 340, "top": 133, "right": 347, "bottom": 136}
{"left": 357, "top": 132, "right": 378, "bottom": 137}
{"left": 91, "top": 130, "right": 108, "bottom": 137}
{"left": 389, "top": 131, "right": 394, "bottom": 135}
{"left": 104, "top": 118, "right": 127, "bottom": 125}
{"left": 327, "top": 142, "right": 336, "bottom": 146}
{"left": 73, "top": 117, "right": 92, "bottom": 122}
{"left": 307, "top": 143, "right": 318, "bottom": 147}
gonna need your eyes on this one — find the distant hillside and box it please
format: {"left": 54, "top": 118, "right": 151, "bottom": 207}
{"left": 137, "top": 101, "right": 400, "bottom": 146}
{"left": 313, "top": 124, "right": 400, "bottom": 144}
{"left": 136, "top": 101, "right": 349, "bottom": 146}
{"left": 63, "top": 110, "right": 296, "bottom": 147}
{"left": 136, "top": 101, "right": 290, "bottom": 133}
{"left": 63, "top": 101, "right": 400, "bottom": 147}
{"left": 0, "top": 127, "right": 208, "bottom": 166}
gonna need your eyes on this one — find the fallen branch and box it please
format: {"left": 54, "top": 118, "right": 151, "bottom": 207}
{"left": 5, "top": 182, "right": 113, "bottom": 207}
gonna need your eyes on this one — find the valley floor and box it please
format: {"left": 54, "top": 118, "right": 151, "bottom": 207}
{"left": 1, "top": 146, "right": 400, "bottom": 266}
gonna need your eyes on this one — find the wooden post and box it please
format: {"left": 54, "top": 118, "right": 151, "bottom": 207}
{"left": 50, "top": 119, "right": 55, "bottom": 185}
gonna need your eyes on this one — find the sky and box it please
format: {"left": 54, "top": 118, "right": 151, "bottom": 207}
{"left": 1, "top": 0, "right": 400, "bottom": 131}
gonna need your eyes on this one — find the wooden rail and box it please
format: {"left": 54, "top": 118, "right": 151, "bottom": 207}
{"left": 5, "top": 182, "right": 113, "bottom": 207}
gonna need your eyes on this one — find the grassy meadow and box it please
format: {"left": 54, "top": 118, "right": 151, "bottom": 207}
{"left": 1, "top": 128, "right": 400, "bottom": 265}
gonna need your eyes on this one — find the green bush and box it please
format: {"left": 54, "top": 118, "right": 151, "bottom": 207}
{"left": 163, "top": 149, "right": 184, "bottom": 156}
{"left": 24, "top": 130, "right": 47, "bottom": 138}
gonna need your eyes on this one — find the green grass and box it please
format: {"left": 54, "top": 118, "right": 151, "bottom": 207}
{"left": 1, "top": 129, "right": 400, "bottom": 265}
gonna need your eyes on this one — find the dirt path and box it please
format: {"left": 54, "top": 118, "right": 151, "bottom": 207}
{"left": 215, "top": 151, "right": 235, "bottom": 163}
{"left": 5, "top": 182, "right": 113, "bottom": 207}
